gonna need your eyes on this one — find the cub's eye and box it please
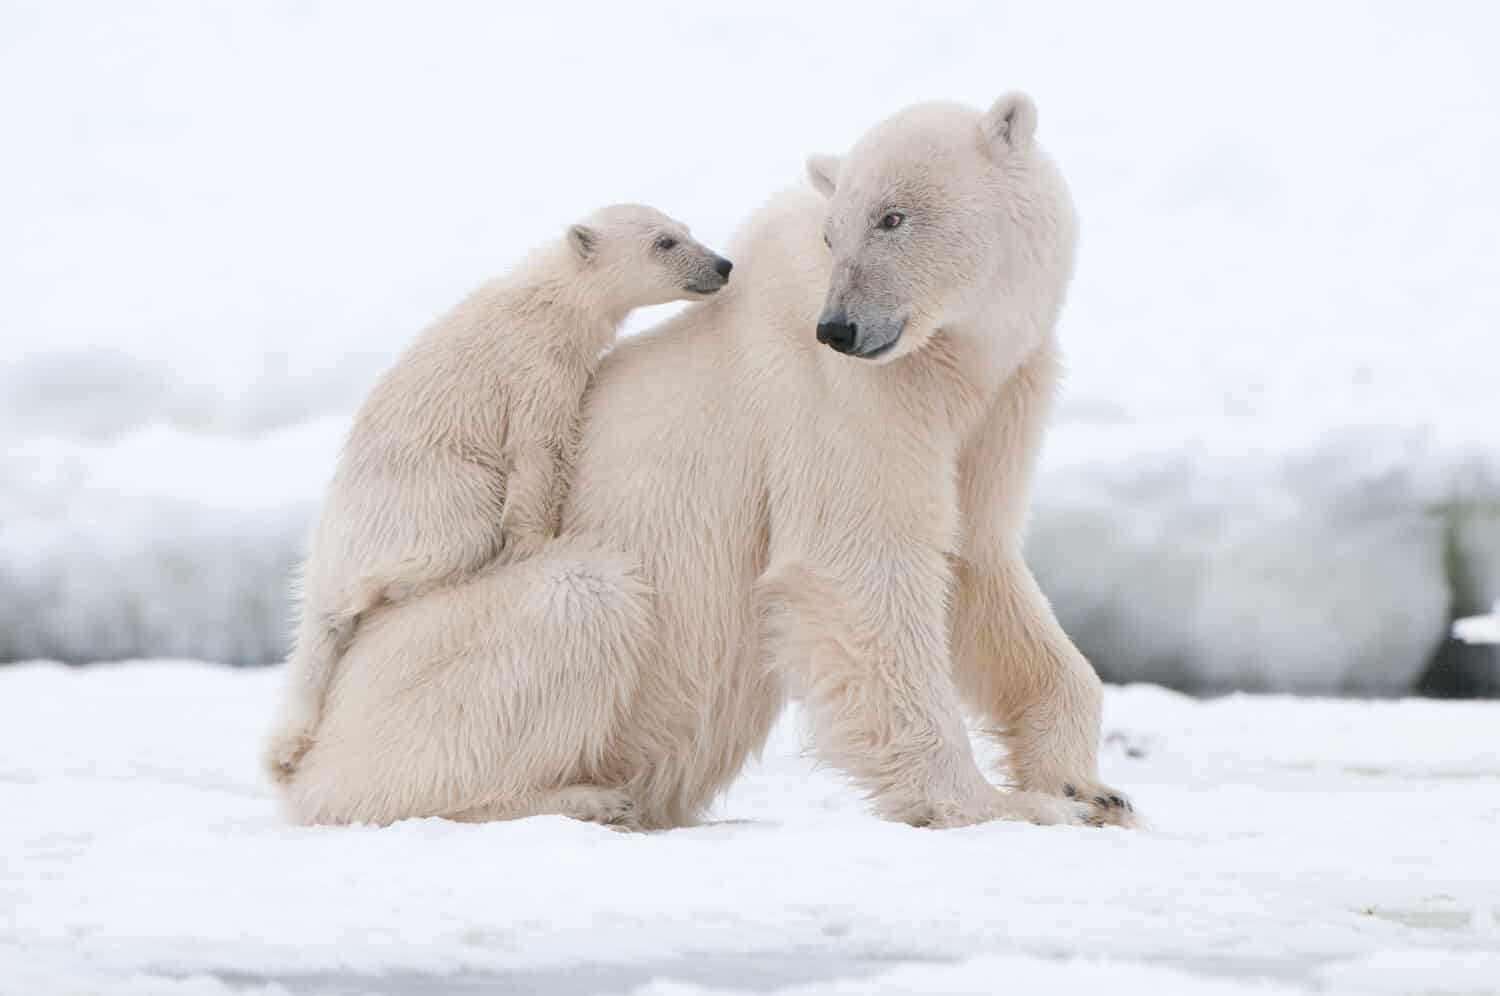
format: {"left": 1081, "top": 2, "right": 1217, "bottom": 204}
{"left": 655, "top": 236, "right": 678, "bottom": 251}
{"left": 823, "top": 233, "right": 832, "bottom": 250}
{"left": 879, "top": 211, "right": 906, "bottom": 230}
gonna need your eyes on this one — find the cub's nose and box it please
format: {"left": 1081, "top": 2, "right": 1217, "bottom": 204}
{"left": 816, "top": 317, "right": 857, "bottom": 354}
{"left": 714, "top": 257, "right": 733, "bottom": 279}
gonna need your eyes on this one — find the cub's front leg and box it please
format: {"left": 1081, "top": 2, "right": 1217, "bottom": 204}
{"left": 497, "top": 440, "right": 564, "bottom": 562}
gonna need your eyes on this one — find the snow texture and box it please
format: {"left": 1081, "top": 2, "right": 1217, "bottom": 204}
{"left": 1031, "top": 420, "right": 1500, "bottom": 693}
{"left": 3, "top": 662, "right": 1499, "bottom": 995}
{"left": 2, "top": 2, "right": 1498, "bottom": 690}
{"left": 1456, "top": 604, "right": 1500, "bottom": 646}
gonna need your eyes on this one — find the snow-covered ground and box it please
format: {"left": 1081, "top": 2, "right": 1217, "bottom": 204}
{"left": 1457, "top": 604, "right": 1500, "bottom": 646}
{"left": 2, "top": 2, "right": 1498, "bottom": 688}
{"left": 3, "top": 662, "right": 1499, "bottom": 995}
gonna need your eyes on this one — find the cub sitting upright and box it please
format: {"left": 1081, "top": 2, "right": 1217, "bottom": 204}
{"left": 263, "top": 205, "right": 733, "bottom": 785}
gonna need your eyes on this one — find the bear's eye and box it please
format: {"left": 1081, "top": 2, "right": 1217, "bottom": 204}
{"left": 655, "top": 236, "right": 678, "bottom": 251}
{"left": 823, "top": 233, "right": 832, "bottom": 250}
{"left": 879, "top": 211, "right": 906, "bottom": 230}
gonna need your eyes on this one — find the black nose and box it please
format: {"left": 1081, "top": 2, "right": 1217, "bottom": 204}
{"left": 714, "top": 257, "right": 733, "bottom": 279}
{"left": 816, "top": 318, "right": 858, "bottom": 354}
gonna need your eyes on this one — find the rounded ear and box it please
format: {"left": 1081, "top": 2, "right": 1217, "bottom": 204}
{"left": 567, "top": 224, "right": 597, "bottom": 261}
{"left": 980, "top": 92, "right": 1037, "bottom": 154}
{"left": 805, "top": 154, "right": 842, "bottom": 198}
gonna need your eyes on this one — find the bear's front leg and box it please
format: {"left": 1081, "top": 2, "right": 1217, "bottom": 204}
{"left": 950, "top": 553, "right": 1135, "bottom": 827}
{"left": 756, "top": 555, "right": 1097, "bottom": 829}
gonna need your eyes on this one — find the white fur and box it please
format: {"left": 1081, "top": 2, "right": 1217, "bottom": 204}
{"left": 262, "top": 205, "right": 728, "bottom": 786}
{"left": 279, "top": 95, "right": 1133, "bottom": 830}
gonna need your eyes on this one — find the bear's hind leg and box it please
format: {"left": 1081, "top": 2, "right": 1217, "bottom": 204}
{"left": 281, "top": 535, "right": 661, "bottom": 828}
{"left": 262, "top": 609, "right": 360, "bottom": 785}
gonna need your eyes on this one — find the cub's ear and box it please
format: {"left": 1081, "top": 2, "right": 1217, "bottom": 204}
{"left": 980, "top": 92, "right": 1037, "bottom": 154}
{"left": 567, "top": 224, "right": 598, "bottom": 261}
{"left": 805, "top": 154, "right": 842, "bottom": 198}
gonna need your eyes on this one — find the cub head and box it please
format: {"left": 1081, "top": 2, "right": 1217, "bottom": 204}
{"left": 567, "top": 204, "right": 733, "bottom": 310}
{"left": 805, "top": 92, "right": 1072, "bottom": 364}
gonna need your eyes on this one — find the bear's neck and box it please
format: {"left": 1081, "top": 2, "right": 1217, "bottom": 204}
{"left": 820, "top": 313, "right": 1049, "bottom": 448}
{"left": 505, "top": 244, "right": 625, "bottom": 361}
{"left": 911, "top": 271, "right": 1066, "bottom": 435}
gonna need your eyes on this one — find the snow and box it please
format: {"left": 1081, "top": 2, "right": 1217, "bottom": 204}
{"left": 1030, "top": 418, "right": 1499, "bottom": 693}
{"left": 1456, "top": 604, "right": 1500, "bottom": 646}
{"left": 3, "top": 662, "right": 1499, "bottom": 995}
{"left": 0, "top": 419, "right": 338, "bottom": 664}
{"left": 2, "top": 3, "right": 1498, "bottom": 686}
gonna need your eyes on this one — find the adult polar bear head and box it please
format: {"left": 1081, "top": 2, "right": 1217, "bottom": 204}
{"left": 805, "top": 94, "right": 1075, "bottom": 370}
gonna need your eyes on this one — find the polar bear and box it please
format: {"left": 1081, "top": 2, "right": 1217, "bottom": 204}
{"left": 280, "top": 93, "right": 1134, "bottom": 830}
{"left": 262, "top": 205, "right": 733, "bottom": 785}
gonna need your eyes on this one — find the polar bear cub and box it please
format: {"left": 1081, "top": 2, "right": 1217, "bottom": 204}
{"left": 263, "top": 205, "right": 733, "bottom": 784}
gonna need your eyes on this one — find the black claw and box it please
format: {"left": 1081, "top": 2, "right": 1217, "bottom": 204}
{"left": 1063, "top": 784, "right": 1077, "bottom": 798}
{"left": 1093, "top": 795, "right": 1109, "bottom": 807}
{"left": 1108, "top": 794, "right": 1125, "bottom": 808}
